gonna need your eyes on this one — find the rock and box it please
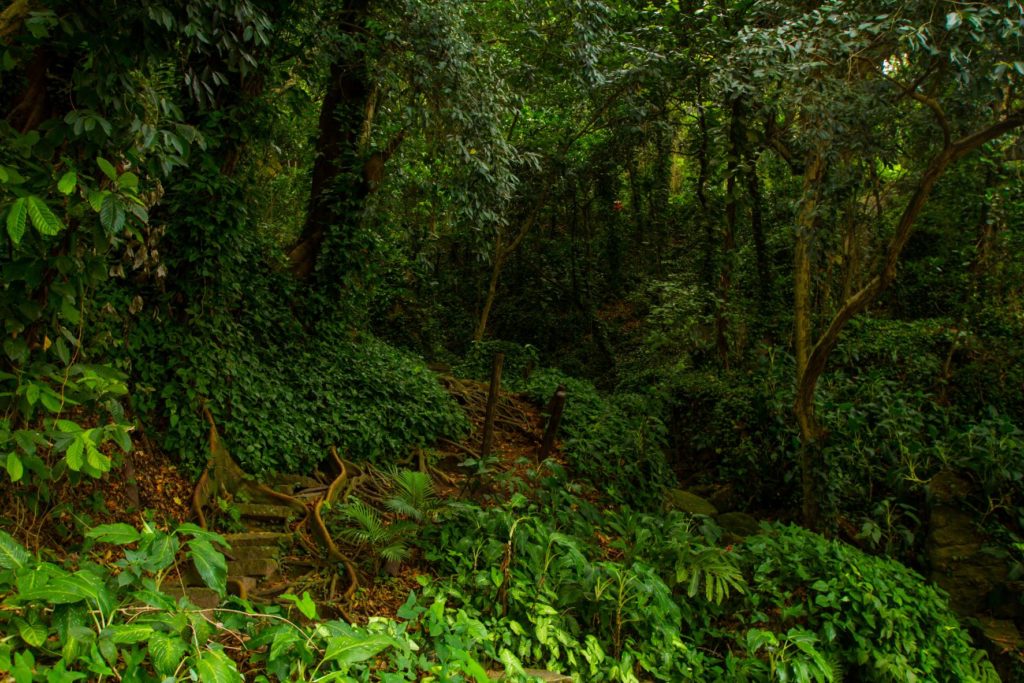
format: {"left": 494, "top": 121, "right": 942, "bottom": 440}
{"left": 716, "top": 512, "right": 760, "bottom": 539}
{"left": 230, "top": 543, "right": 282, "bottom": 561}
{"left": 928, "top": 470, "right": 971, "bottom": 504}
{"left": 234, "top": 503, "right": 299, "bottom": 521}
{"left": 665, "top": 489, "right": 718, "bottom": 517}
{"left": 270, "top": 473, "right": 322, "bottom": 489}
{"left": 928, "top": 506, "right": 980, "bottom": 547}
{"left": 929, "top": 542, "right": 983, "bottom": 566}
{"left": 707, "top": 484, "right": 739, "bottom": 513}
{"left": 181, "top": 558, "right": 278, "bottom": 586}
{"left": 977, "top": 618, "right": 1024, "bottom": 681}
{"left": 224, "top": 531, "right": 291, "bottom": 547}
{"left": 167, "top": 586, "right": 221, "bottom": 609}
{"left": 928, "top": 504, "right": 1009, "bottom": 615}
{"left": 227, "top": 558, "right": 279, "bottom": 579}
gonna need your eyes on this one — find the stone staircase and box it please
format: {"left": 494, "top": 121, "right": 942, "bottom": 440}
{"left": 175, "top": 473, "right": 324, "bottom": 608}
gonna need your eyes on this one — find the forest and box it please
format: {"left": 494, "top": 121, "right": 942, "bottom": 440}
{"left": 0, "top": 0, "right": 1023, "bottom": 680}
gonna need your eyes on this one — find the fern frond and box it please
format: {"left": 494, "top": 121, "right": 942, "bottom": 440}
{"left": 336, "top": 499, "right": 387, "bottom": 545}
{"left": 385, "top": 469, "right": 437, "bottom": 521}
{"left": 676, "top": 547, "right": 746, "bottom": 604}
{"left": 379, "top": 542, "right": 410, "bottom": 564}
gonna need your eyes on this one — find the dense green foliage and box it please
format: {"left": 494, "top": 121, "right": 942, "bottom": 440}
{"left": 1, "top": 0, "right": 1022, "bottom": 678}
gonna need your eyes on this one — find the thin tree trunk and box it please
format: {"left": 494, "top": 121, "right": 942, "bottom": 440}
{"left": 793, "top": 148, "right": 826, "bottom": 527}
{"left": 474, "top": 237, "right": 504, "bottom": 342}
{"left": 747, "top": 153, "right": 769, "bottom": 306}
{"left": 695, "top": 78, "right": 714, "bottom": 290}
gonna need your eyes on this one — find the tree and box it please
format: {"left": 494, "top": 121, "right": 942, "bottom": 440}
{"left": 732, "top": 0, "right": 1024, "bottom": 525}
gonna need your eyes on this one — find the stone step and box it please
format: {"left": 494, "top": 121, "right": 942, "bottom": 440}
{"left": 270, "top": 474, "right": 323, "bottom": 490}
{"left": 230, "top": 544, "right": 281, "bottom": 561}
{"left": 181, "top": 558, "right": 279, "bottom": 587}
{"left": 235, "top": 503, "right": 299, "bottom": 521}
{"left": 167, "top": 586, "right": 221, "bottom": 610}
{"left": 224, "top": 531, "right": 292, "bottom": 548}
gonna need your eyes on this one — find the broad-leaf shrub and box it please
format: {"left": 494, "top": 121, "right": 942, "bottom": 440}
{"left": 739, "top": 524, "right": 998, "bottom": 682}
{"left": 0, "top": 525, "right": 501, "bottom": 682}
{"left": 423, "top": 485, "right": 997, "bottom": 682}
{"left": 133, "top": 321, "right": 469, "bottom": 474}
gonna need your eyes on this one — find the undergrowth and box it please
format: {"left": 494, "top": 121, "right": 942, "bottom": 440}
{"left": 132, "top": 323, "right": 468, "bottom": 475}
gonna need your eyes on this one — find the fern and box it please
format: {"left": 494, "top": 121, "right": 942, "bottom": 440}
{"left": 385, "top": 469, "right": 438, "bottom": 522}
{"left": 333, "top": 498, "right": 415, "bottom": 569}
{"left": 675, "top": 547, "right": 746, "bottom": 605}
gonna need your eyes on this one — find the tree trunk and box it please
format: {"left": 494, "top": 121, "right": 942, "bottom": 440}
{"left": 288, "top": 0, "right": 371, "bottom": 280}
{"left": 792, "top": 109, "right": 1024, "bottom": 528}
{"left": 695, "top": 77, "right": 714, "bottom": 291}
{"left": 474, "top": 238, "right": 504, "bottom": 342}
{"left": 747, "top": 153, "right": 769, "bottom": 306}
{"left": 717, "top": 97, "right": 744, "bottom": 368}
{"left": 792, "top": 148, "right": 826, "bottom": 527}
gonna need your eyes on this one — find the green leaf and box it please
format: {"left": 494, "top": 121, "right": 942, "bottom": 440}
{"left": 945, "top": 12, "right": 961, "bottom": 29}
{"left": 0, "top": 530, "right": 31, "bottom": 570}
{"left": 117, "top": 172, "right": 139, "bottom": 191}
{"left": 148, "top": 633, "right": 188, "bottom": 677}
{"left": 86, "top": 523, "right": 141, "bottom": 545}
{"left": 86, "top": 442, "right": 110, "bottom": 472}
{"left": 65, "top": 438, "right": 85, "bottom": 470}
{"left": 56, "top": 419, "right": 83, "bottom": 433}
{"left": 195, "top": 648, "right": 243, "bottom": 683}
{"left": 6, "top": 452, "right": 23, "bottom": 482}
{"left": 321, "top": 634, "right": 397, "bottom": 671}
{"left": 102, "top": 624, "right": 153, "bottom": 645}
{"left": 96, "top": 157, "right": 117, "bottom": 181}
{"left": 57, "top": 171, "right": 77, "bottom": 195}
{"left": 99, "top": 195, "right": 125, "bottom": 233}
{"left": 26, "top": 196, "right": 63, "bottom": 236}
{"left": 282, "top": 591, "right": 317, "bottom": 620}
{"left": 15, "top": 619, "right": 47, "bottom": 647}
{"left": 188, "top": 538, "right": 227, "bottom": 596}
{"left": 6, "top": 197, "right": 27, "bottom": 244}
{"left": 87, "top": 190, "right": 106, "bottom": 212}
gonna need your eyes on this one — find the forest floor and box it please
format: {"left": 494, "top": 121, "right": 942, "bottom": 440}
{"left": 2, "top": 376, "right": 573, "bottom": 631}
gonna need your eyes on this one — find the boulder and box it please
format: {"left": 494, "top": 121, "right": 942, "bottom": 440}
{"left": 928, "top": 470, "right": 971, "bottom": 504}
{"left": 716, "top": 511, "right": 761, "bottom": 539}
{"left": 665, "top": 489, "right": 718, "bottom": 517}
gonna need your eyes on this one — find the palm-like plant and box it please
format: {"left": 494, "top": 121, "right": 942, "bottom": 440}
{"left": 333, "top": 498, "right": 416, "bottom": 572}
{"left": 384, "top": 469, "right": 439, "bottom": 522}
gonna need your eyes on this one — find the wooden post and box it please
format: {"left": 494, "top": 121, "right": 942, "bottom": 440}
{"left": 539, "top": 384, "right": 567, "bottom": 462}
{"left": 481, "top": 352, "right": 504, "bottom": 459}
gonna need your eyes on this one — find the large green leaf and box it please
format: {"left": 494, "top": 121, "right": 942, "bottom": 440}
{"left": 321, "top": 634, "right": 397, "bottom": 672}
{"left": 15, "top": 618, "right": 47, "bottom": 647}
{"left": 99, "top": 195, "right": 125, "bottom": 233}
{"left": 102, "top": 624, "right": 154, "bottom": 645}
{"left": 6, "top": 198, "right": 27, "bottom": 244}
{"left": 26, "top": 195, "right": 63, "bottom": 236}
{"left": 86, "top": 523, "right": 142, "bottom": 545}
{"left": 148, "top": 632, "right": 188, "bottom": 677}
{"left": 64, "top": 438, "right": 85, "bottom": 471}
{"left": 96, "top": 157, "right": 117, "bottom": 181}
{"left": 195, "top": 648, "right": 243, "bottom": 683}
{"left": 0, "top": 530, "right": 31, "bottom": 570}
{"left": 188, "top": 538, "right": 227, "bottom": 596}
